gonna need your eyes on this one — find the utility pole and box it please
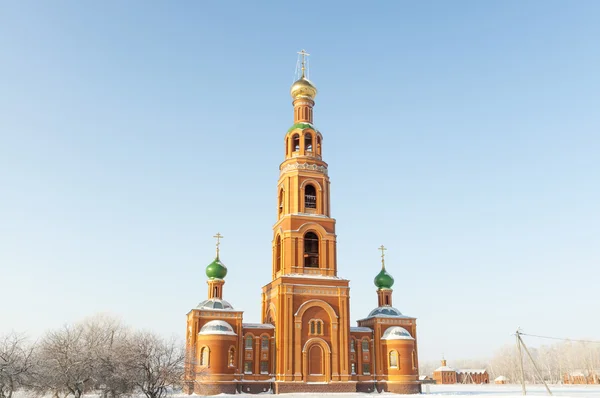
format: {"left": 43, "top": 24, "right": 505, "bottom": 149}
{"left": 516, "top": 329, "right": 527, "bottom": 395}
{"left": 518, "top": 332, "right": 553, "bottom": 396}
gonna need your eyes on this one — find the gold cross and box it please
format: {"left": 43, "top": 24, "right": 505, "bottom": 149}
{"left": 297, "top": 49, "right": 310, "bottom": 78}
{"left": 378, "top": 245, "right": 387, "bottom": 268}
{"left": 213, "top": 232, "right": 224, "bottom": 257}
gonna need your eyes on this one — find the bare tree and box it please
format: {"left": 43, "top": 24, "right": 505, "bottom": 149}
{"left": 0, "top": 333, "right": 35, "bottom": 398}
{"left": 33, "top": 323, "right": 95, "bottom": 398}
{"left": 80, "top": 315, "right": 133, "bottom": 398}
{"left": 124, "top": 332, "right": 184, "bottom": 398}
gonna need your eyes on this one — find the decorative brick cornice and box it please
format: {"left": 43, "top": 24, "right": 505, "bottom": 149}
{"left": 280, "top": 162, "right": 328, "bottom": 176}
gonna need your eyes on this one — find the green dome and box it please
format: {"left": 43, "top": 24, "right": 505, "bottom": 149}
{"left": 374, "top": 268, "right": 394, "bottom": 289}
{"left": 205, "top": 257, "right": 227, "bottom": 280}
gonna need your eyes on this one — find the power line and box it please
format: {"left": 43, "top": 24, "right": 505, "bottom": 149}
{"left": 519, "top": 332, "right": 600, "bottom": 344}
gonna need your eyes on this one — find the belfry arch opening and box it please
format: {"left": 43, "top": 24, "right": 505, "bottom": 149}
{"left": 293, "top": 134, "right": 300, "bottom": 152}
{"left": 279, "top": 189, "right": 284, "bottom": 216}
{"left": 275, "top": 235, "right": 281, "bottom": 272}
{"left": 304, "top": 184, "right": 316, "bottom": 210}
{"left": 305, "top": 132, "right": 313, "bottom": 153}
{"left": 316, "top": 136, "right": 321, "bottom": 156}
{"left": 303, "top": 231, "right": 319, "bottom": 268}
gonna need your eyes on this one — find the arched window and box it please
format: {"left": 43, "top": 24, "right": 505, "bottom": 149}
{"left": 261, "top": 336, "right": 269, "bottom": 350}
{"left": 385, "top": 296, "right": 389, "bottom": 305}
{"left": 389, "top": 350, "right": 398, "bottom": 368}
{"left": 245, "top": 335, "right": 253, "bottom": 350}
{"left": 303, "top": 232, "right": 319, "bottom": 268}
{"left": 279, "top": 189, "right": 284, "bottom": 216}
{"left": 228, "top": 346, "right": 235, "bottom": 367}
{"left": 308, "top": 319, "right": 324, "bottom": 336}
{"left": 362, "top": 339, "right": 369, "bottom": 352}
{"left": 275, "top": 235, "right": 281, "bottom": 272}
{"left": 304, "top": 184, "right": 316, "bottom": 210}
{"left": 292, "top": 134, "right": 300, "bottom": 152}
{"left": 305, "top": 132, "right": 313, "bottom": 153}
{"left": 350, "top": 339, "right": 355, "bottom": 352}
{"left": 200, "top": 347, "right": 209, "bottom": 366}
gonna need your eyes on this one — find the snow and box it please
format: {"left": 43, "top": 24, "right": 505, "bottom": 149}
{"left": 243, "top": 323, "right": 275, "bottom": 329}
{"left": 14, "top": 384, "right": 600, "bottom": 397}
{"left": 456, "top": 368, "right": 487, "bottom": 374}
{"left": 435, "top": 365, "right": 455, "bottom": 371}
{"left": 350, "top": 326, "right": 372, "bottom": 333}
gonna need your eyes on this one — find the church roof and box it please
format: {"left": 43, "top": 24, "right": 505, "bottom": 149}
{"left": 199, "top": 320, "right": 236, "bottom": 336}
{"left": 365, "top": 305, "right": 411, "bottom": 318}
{"left": 381, "top": 326, "right": 414, "bottom": 341}
{"left": 456, "top": 369, "right": 487, "bottom": 374}
{"left": 435, "top": 365, "right": 455, "bottom": 372}
{"left": 243, "top": 323, "right": 275, "bottom": 329}
{"left": 350, "top": 326, "right": 373, "bottom": 333}
{"left": 287, "top": 122, "right": 319, "bottom": 133}
{"left": 196, "top": 298, "right": 234, "bottom": 311}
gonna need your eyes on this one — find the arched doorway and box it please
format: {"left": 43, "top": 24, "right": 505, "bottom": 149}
{"left": 308, "top": 345, "right": 324, "bottom": 381}
{"left": 302, "top": 338, "right": 331, "bottom": 383}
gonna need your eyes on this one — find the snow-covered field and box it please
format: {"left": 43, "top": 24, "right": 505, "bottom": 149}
{"left": 204, "top": 384, "right": 599, "bottom": 397}
{"left": 14, "top": 385, "right": 600, "bottom": 397}
{"left": 421, "top": 384, "right": 600, "bottom": 397}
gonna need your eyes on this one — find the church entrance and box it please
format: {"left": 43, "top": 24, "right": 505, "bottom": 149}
{"left": 307, "top": 345, "right": 324, "bottom": 382}
{"left": 303, "top": 339, "right": 330, "bottom": 383}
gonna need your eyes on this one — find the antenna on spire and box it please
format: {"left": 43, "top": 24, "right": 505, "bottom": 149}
{"left": 378, "top": 245, "right": 387, "bottom": 269}
{"left": 296, "top": 49, "right": 310, "bottom": 80}
{"left": 213, "top": 232, "right": 224, "bottom": 258}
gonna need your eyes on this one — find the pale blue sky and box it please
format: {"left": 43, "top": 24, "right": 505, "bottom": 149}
{"left": 1, "top": 1, "right": 599, "bottom": 361}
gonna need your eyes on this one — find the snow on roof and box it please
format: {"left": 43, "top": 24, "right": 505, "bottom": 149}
{"left": 495, "top": 376, "right": 508, "bottom": 381}
{"left": 199, "top": 320, "right": 236, "bottom": 336}
{"left": 435, "top": 366, "right": 455, "bottom": 372}
{"left": 243, "top": 323, "right": 275, "bottom": 329}
{"left": 381, "top": 326, "right": 414, "bottom": 341}
{"left": 284, "top": 273, "right": 342, "bottom": 279}
{"left": 196, "top": 298, "right": 235, "bottom": 311}
{"left": 456, "top": 369, "right": 487, "bottom": 374}
{"left": 350, "top": 327, "right": 372, "bottom": 333}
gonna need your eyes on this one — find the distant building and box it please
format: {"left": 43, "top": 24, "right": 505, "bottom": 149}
{"left": 563, "top": 370, "right": 600, "bottom": 385}
{"left": 494, "top": 375, "right": 509, "bottom": 384}
{"left": 432, "top": 359, "right": 489, "bottom": 384}
{"left": 456, "top": 369, "right": 489, "bottom": 384}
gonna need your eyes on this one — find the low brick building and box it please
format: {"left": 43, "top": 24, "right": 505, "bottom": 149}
{"left": 433, "top": 359, "right": 489, "bottom": 384}
{"left": 563, "top": 370, "right": 600, "bottom": 384}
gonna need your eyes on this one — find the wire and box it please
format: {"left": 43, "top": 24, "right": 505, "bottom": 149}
{"left": 519, "top": 332, "right": 600, "bottom": 344}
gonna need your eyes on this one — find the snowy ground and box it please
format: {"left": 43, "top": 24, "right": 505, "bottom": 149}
{"left": 14, "top": 385, "right": 600, "bottom": 397}
{"left": 181, "top": 384, "right": 599, "bottom": 397}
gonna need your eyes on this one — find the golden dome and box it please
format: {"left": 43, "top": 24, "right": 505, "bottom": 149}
{"left": 290, "top": 77, "right": 317, "bottom": 100}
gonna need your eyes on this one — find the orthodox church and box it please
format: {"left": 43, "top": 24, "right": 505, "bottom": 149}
{"left": 184, "top": 52, "right": 421, "bottom": 395}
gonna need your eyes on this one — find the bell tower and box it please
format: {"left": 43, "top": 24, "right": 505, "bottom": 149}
{"left": 262, "top": 51, "right": 351, "bottom": 389}
{"left": 272, "top": 50, "right": 336, "bottom": 279}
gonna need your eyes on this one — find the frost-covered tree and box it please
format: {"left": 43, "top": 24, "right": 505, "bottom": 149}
{"left": 124, "top": 332, "right": 184, "bottom": 398}
{"left": 0, "top": 333, "right": 35, "bottom": 398}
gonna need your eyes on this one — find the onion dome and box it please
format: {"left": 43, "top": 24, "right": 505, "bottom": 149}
{"left": 374, "top": 267, "right": 394, "bottom": 289}
{"left": 205, "top": 257, "right": 227, "bottom": 280}
{"left": 290, "top": 77, "right": 317, "bottom": 100}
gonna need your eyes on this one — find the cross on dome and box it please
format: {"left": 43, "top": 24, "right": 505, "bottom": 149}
{"left": 213, "top": 232, "right": 224, "bottom": 257}
{"left": 379, "top": 244, "right": 387, "bottom": 269}
{"left": 297, "top": 49, "right": 310, "bottom": 79}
